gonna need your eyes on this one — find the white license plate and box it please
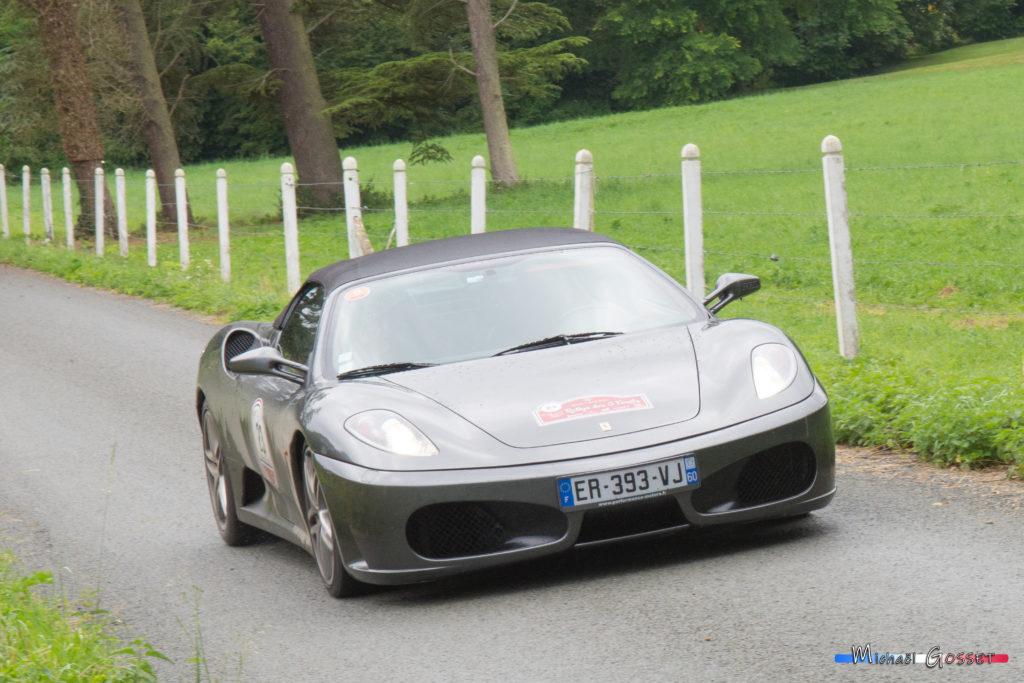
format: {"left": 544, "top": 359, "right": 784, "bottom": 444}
{"left": 557, "top": 455, "right": 699, "bottom": 509}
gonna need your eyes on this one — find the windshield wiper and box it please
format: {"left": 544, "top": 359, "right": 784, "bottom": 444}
{"left": 493, "top": 331, "right": 622, "bottom": 357}
{"left": 337, "top": 362, "right": 436, "bottom": 380}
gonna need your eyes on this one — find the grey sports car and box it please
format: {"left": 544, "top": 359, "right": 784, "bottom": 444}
{"left": 196, "top": 227, "right": 834, "bottom": 597}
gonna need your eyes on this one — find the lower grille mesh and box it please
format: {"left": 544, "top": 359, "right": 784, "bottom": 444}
{"left": 407, "top": 502, "right": 567, "bottom": 560}
{"left": 691, "top": 442, "right": 816, "bottom": 513}
{"left": 735, "top": 445, "right": 816, "bottom": 507}
{"left": 576, "top": 495, "right": 687, "bottom": 544}
{"left": 408, "top": 503, "right": 506, "bottom": 559}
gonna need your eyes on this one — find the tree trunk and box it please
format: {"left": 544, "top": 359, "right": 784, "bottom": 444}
{"left": 26, "top": 0, "right": 115, "bottom": 237}
{"left": 466, "top": 0, "right": 520, "bottom": 187}
{"left": 115, "top": 0, "right": 191, "bottom": 226}
{"left": 254, "top": 0, "right": 344, "bottom": 207}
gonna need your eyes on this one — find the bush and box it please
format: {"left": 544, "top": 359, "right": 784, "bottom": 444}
{"left": 824, "top": 358, "right": 1024, "bottom": 475}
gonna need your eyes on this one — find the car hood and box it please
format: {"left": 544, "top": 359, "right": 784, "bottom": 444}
{"left": 384, "top": 326, "right": 700, "bottom": 448}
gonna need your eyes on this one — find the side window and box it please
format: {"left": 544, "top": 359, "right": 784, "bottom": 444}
{"left": 277, "top": 285, "right": 325, "bottom": 364}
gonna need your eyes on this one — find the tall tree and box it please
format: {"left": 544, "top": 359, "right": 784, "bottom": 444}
{"left": 321, "top": 1, "right": 584, "bottom": 173}
{"left": 253, "top": 0, "right": 343, "bottom": 207}
{"left": 465, "top": 0, "right": 519, "bottom": 186}
{"left": 23, "top": 0, "right": 114, "bottom": 236}
{"left": 114, "top": 0, "right": 189, "bottom": 224}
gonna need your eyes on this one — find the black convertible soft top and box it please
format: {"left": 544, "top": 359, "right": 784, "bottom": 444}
{"left": 305, "top": 227, "right": 617, "bottom": 293}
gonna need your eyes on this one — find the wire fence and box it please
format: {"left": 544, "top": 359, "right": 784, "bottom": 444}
{"left": 3, "top": 147, "right": 1023, "bottom": 324}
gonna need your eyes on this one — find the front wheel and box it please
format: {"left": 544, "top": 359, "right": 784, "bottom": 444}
{"left": 201, "top": 405, "right": 253, "bottom": 546}
{"left": 302, "top": 445, "right": 362, "bottom": 598}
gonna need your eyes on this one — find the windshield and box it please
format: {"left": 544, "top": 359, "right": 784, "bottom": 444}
{"left": 323, "top": 245, "right": 704, "bottom": 376}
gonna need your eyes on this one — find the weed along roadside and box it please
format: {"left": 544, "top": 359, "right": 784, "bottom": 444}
{"left": 0, "top": 551, "right": 167, "bottom": 678}
{"left": 3, "top": 39, "right": 1024, "bottom": 482}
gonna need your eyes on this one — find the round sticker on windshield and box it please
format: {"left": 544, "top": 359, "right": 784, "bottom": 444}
{"left": 345, "top": 286, "right": 370, "bottom": 301}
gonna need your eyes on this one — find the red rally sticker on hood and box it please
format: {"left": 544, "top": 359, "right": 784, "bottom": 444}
{"left": 534, "top": 394, "right": 652, "bottom": 426}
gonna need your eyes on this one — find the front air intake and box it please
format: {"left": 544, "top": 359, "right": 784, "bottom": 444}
{"left": 691, "top": 442, "right": 816, "bottom": 514}
{"left": 406, "top": 502, "right": 567, "bottom": 560}
{"left": 576, "top": 495, "right": 688, "bottom": 545}
{"left": 224, "top": 330, "right": 258, "bottom": 362}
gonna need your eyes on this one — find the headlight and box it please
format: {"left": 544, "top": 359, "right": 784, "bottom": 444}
{"left": 751, "top": 343, "right": 798, "bottom": 399}
{"left": 344, "top": 410, "right": 438, "bottom": 457}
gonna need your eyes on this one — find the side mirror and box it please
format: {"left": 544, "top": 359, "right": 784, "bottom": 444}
{"left": 228, "top": 346, "right": 308, "bottom": 384}
{"left": 703, "top": 273, "right": 761, "bottom": 314}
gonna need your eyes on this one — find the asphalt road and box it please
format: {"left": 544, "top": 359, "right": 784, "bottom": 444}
{"left": 1, "top": 264, "right": 1023, "bottom": 682}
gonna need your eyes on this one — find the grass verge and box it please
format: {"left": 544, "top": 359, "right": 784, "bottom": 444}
{"left": 0, "top": 551, "right": 167, "bottom": 681}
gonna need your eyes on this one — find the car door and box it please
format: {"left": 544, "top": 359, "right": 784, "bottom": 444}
{"left": 237, "top": 284, "right": 325, "bottom": 530}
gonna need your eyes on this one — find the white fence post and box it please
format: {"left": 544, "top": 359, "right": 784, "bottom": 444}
{"left": 115, "top": 168, "right": 128, "bottom": 257}
{"left": 681, "top": 144, "right": 705, "bottom": 298}
{"left": 94, "top": 167, "right": 104, "bottom": 256}
{"left": 41, "top": 168, "right": 54, "bottom": 242}
{"left": 343, "top": 156, "right": 364, "bottom": 258}
{"left": 393, "top": 159, "right": 409, "bottom": 247}
{"left": 62, "top": 167, "right": 74, "bottom": 250}
{"left": 217, "top": 169, "right": 231, "bottom": 282}
{"left": 0, "top": 164, "right": 8, "bottom": 238}
{"left": 281, "top": 162, "right": 301, "bottom": 294}
{"left": 175, "top": 168, "right": 189, "bottom": 270}
{"left": 471, "top": 155, "right": 486, "bottom": 234}
{"left": 22, "top": 166, "right": 31, "bottom": 240}
{"left": 573, "top": 149, "right": 595, "bottom": 231}
{"left": 821, "top": 135, "right": 859, "bottom": 360}
{"left": 145, "top": 170, "right": 156, "bottom": 266}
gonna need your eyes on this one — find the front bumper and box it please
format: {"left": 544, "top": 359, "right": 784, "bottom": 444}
{"left": 314, "top": 385, "right": 834, "bottom": 586}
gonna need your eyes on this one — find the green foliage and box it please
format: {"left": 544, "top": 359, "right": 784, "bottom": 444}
{"left": 692, "top": 0, "right": 802, "bottom": 75}
{"left": 589, "top": 0, "right": 762, "bottom": 107}
{"left": 553, "top": 0, "right": 905, "bottom": 109}
{"left": 0, "top": 2, "right": 65, "bottom": 169}
{"left": 322, "top": 1, "right": 587, "bottom": 142}
{"left": 901, "top": 0, "right": 958, "bottom": 53}
{"left": 0, "top": 552, "right": 167, "bottom": 681}
{"left": 783, "top": 0, "right": 913, "bottom": 82}
{"left": 175, "top": 1, "right": 289, "bottom": 161}
{"left": 5, "top": 0, "right": 1024, "bottom": 168}
{"left": 325, "top": 52, "right": 476, "bottom": 140}
{"left": 409, "top": 140, "right": 454, "bottom": 165}
{"left": 823, "top": 359, "right": 1024, "bottom": 471}
{"left": 181, "top": 3, "right": 289, "bottom": 160}
{"left": 953, "top": 0, "right": 1024, "bottom": 41}
{"left": 500, "top": 36, "right": 590, "bottom": 100}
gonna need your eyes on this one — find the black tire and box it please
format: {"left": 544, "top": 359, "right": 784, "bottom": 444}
{"left": 201, "top": 405, "right": 253, "bottom": 546}
{"left": 302, "top": 444, "right": 361, "bottom": 598}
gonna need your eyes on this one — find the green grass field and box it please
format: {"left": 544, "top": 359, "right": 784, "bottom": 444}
{"left": 4, "top": 37, "right": 1024, "bottom": 472}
